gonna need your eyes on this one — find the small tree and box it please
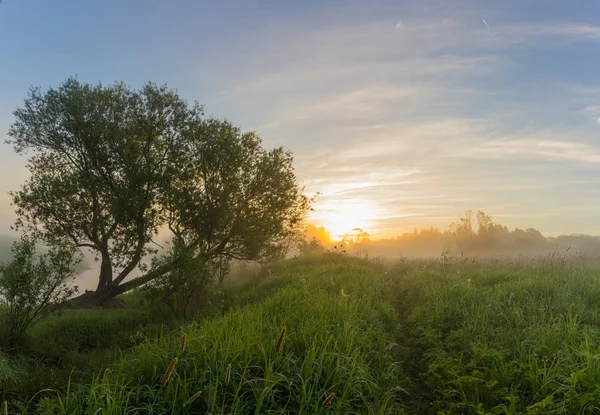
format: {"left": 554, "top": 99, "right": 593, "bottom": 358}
{"left": 142, "top": 241, "right": 216, "bottom": 320}
{"left": 339, "top": 228, "right": 370, "bottom": 245}
{"left": 449, "top": 210, "right": 475, "bottom": 252}
{"left": 297, "top": 237, "right": 326, "bottom": 255}
{"left": 0, "top": 237, "right": 80, "bottom": 348}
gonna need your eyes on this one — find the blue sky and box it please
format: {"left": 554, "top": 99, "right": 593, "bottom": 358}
{"left": 1, "top": 0, "right": 600, "bottom": 238}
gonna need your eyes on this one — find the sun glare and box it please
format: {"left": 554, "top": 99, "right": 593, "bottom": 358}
{"left": 312, "top": 201, "right": 378, "bottom": 241}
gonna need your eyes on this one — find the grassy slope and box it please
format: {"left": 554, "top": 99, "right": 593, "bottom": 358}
{"left": 36, "top": 256, "right": 402, "bottom": 414}
{"left": 4, "top": 255, "right": 600, "bottom": 414}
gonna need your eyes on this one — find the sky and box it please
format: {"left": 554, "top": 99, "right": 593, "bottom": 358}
{"left": 1, "top": 0, "right": 600, "bottom": 239}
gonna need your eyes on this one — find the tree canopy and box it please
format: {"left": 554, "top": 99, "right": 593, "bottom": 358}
{"left": 7, "top": 78, "right": 309, "bottom": 304}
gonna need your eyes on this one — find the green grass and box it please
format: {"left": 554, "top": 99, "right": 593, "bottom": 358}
{"left": 5, "top": 254, "right": 600, "bottom": 414}
{"left": 0, "top": 352, "right": 25, "bottom": 397}
{"left": 27, "top": 308, "right": 163, "bottom": 358}
{"left": 390, "top": 259, "right": 600, "bottom": 414}
{"left": 0, "top": 306, "right": 169, "bottom": 412}
{"left": 34, "top": 258, "right": 401, "bottom": 414}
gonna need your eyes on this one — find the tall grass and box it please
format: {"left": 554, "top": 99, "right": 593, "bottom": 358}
{"left": 27, "top": 308, "right": 163, "bottom": 358}
{"left": 390, "top": 255, "right": 600, "bottom": 414}
{"left": 38, "top": 258, "right": 402, "bottom": 414}
{"left": 0, "top": 352, "right": 24, "bottom": 401}
{"left": 8, "top": 253, "right": 600, "bottom": 414}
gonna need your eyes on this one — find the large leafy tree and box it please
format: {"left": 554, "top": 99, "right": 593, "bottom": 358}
{"left": 7, "top": 78, "right": 309, "bottom": 305}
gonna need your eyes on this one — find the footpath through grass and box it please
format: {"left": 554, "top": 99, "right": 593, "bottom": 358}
{"left": 4, "top": 254, "right": 600, "bottom": 414}
{"left": 390, "top": 257, "right": 600, "bottom": 414}
{"left": 33, "top": 257, "right": 403, "bottom": 414}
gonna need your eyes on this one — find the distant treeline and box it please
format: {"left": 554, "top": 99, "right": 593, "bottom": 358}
{"left": 303, "top": 210, "right": 600, "bottom": 258}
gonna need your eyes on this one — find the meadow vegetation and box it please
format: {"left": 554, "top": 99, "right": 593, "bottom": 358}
{"left": 2, "top": 78, "right": 600, "bottom": 414}
{"left": 2, "top": 253, "right": 600, "bottom": 414}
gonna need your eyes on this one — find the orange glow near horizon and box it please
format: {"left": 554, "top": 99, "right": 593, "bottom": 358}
{"left": 309, "top": 200, "right": 379, "bottom": 241}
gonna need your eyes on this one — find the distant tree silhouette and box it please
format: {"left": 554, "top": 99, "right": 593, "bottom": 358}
{"left": 298, "top": 210, "right": 593, "bottom": 258}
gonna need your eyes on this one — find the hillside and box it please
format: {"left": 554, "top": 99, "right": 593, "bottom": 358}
{"left": 2, "top": 254, "right": 600, "bottom": 414}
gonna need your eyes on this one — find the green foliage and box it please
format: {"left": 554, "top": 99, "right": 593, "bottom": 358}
{"left": 142, "top": 241, "right": 218, "bottom": 320}
{"left": 0, "top": 237, "right": 80, "bottom": 349}
{"left": 1, "top": 307, "right": 165, "bottom": 413}
{"left": 390, "top": 256, "right": 600, "bottom": 414}
{"left": 8, "top": 78, "right": 310, "bottom": 301}
{"left": 6, "top": 254, "right": 600, "bottom": 413}
{"left": 0, "top": 352, "right": 24, "bottom": 398}
{"left": 35, "top": 259, "right": 401, "bottom": 414}
{"left": 26, "top": 308, "right": 160, "bottom": 358}
{"left": 296, "top": 236, "right": 326, "bottom": 255}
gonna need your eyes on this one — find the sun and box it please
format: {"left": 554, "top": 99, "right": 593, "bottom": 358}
{"left": 311, "top": 200, "right": 378, "bottom": 241}
{"left": 325, "top": 213, "right": 368, "bottom": 241}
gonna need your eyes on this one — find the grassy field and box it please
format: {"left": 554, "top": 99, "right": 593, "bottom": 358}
{"left": 2, "top": 254, "right": 600, "bottom": 414}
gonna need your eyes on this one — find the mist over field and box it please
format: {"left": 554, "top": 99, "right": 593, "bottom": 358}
{"left": 6, "top": 217, "right": 600, "bottom": 293}
{"left": 3, "top": 0, "right": 600, "bottom": 414}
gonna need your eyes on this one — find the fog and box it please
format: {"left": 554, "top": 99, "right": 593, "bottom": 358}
{"left": 303, "top": 210, "right": 600, "bottom": 260}
{"left": 3, "top": 209, "right": 600, "bottom": 293}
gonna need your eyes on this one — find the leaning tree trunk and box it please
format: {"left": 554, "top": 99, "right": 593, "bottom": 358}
{"left": 69, "top": 250, "right": 125, "bottom": 307}
{"left": 69, "top": 286, "right": 125, "bottom": 308}
{"left": 96, "top": 250, "right": 113, "bottom": 291}
{"left": 68, "top": 262, "right": 176, "bottom": 308}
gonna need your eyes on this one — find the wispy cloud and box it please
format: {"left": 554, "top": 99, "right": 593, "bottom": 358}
{"left": 458, "top": 138, "right": 600, "bottom": 163}
{"left": 581, "top": 105, "right": 600, "bottom": 124}
{"left": 8, "top": 0, "right": 590, "bottom": 237}
{"left": 203, "top": 4, "right": 600, "bottom": 235}
{"left": 515, "top": 23, "right": 600, "bottom": 41}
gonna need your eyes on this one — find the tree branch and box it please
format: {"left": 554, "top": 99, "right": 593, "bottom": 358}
{"left": 111, "top": 261, "right": 175, "bottom": 295}
{"left": 112, "top": 228, "right": 147, "bottom": 286}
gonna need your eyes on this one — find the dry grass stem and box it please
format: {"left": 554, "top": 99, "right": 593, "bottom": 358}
{"left": 161, "top": 357, "right": 178, "bottom": 385}
{"left": 185, "top": 390, "right": 202, "bottom": 405}
{"left": 275, "top": 326, "right": 286, "bottom": 354}
{"left": 322, "top": 393, "right": 335, "bottom": 407}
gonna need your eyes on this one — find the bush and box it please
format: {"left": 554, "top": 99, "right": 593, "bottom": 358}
{"left": 0, "top": 237, "right": 80, "bottom": 350}
{"left": 27, "top": 308, "right": 161, "bottom": 358}
{"left": 143, "top": 242, "right": 218, "bottom": 320}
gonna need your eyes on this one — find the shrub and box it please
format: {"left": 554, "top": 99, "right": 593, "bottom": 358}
{"left": 142, "top": 241, "right": 217, "bottom": 320}
{"left": 0, "top": 237, "right": 80, "bottom": 350}
{"left": 27, "top": 308, "right": 160, "bottom": 358}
